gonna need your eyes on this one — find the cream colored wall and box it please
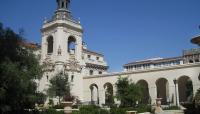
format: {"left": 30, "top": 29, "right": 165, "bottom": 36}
{"left": 83, "top": 63, "right": 200, "bottom": 106}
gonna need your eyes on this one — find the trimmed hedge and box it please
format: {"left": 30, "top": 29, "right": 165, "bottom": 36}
{"left": 72, "top": 105, "right": 109, "bottom": 114}
{"left": 72, "top": 104, "right": 151, "bottom": 114}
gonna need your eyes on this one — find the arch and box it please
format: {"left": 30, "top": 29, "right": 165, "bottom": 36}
{"left": 178, "top": 76, "right": 193, "bottom": 103}
{"left": 90, "top": 84, "right": 99, "bottom": 105}
{"left": 156, "top": 78, "right": 169, "bottom": 105}
{"left": 68, "top": 36, "right": 76, "bottom": 54}
{"left": 137, "top": 80, "right": 150, "bottom": 104}
{"left": 104, "top": 82, "right": 114, "bottom": 106}
{"left": 47, "top": 36, "right": 53, "bottom": 54}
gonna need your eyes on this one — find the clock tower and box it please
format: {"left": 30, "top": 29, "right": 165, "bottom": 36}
{"left": 39, "top": 0, "right": 84, "bottom": 101}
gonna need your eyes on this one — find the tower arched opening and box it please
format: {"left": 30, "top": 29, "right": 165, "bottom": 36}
{"left": 156, "top": 78, "right": 169, "bottom": 105}
{"left": 178, "top": 76, "right": 193, "bottom": 103}
{"left": 68, "top": 36, "right": 76, "bottom": 55}
{"left": 47, "top": 36, "right": 53, "bottom": 54}
{"left": 137, "top": 80, "right": 150, "bottom": 104}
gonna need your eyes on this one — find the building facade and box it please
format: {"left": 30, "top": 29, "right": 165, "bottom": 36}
{"left": 38, "top": 0, "right": 200, "bottom": 106}
{"left": 38, "top": 0, "right": 108, "bottom": 102}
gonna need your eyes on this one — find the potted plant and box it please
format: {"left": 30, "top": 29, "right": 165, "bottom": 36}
{"left": 61, "top": 94, "right": 75, "bottom": 114}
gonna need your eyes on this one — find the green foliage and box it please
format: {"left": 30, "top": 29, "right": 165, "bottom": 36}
{"left": 20, "top": 109, "right": 64, "bottom": 114}
{"left": 0, "top": 22, "right": 43, "bottom": 113}
{"left": 186, "top": 80, "right": 193, "bottom": 102}
{"left": 48, "top": 72, "right": 70, "bottom": 104}
{"left": 163, "top": 106, "right": 180, "bottom": 110}
{"left": 194, "top": 88, "right": 200, "bottom": 107}
{"left": 36, "top": 92, "right": 47, "bottom": 105}
{"left": 110, "top": 105, "right": 151, "bottom": 114}
{"left": 115, "top": 77, "right": 143, "bottom": 107}
{"left": 72, "top": 105, "right": 109, "bottom": 114}
{"left": 134, "top": 104, "right": 152, "bottom": 113}
{"left": 110, "top": 108, "right": 127, "bottom": 114}
{"left": 39, "top": 108, "right": 64, "bottom": 114}
{"left": 105, "top": 85, "right": 114, "bottom": 107}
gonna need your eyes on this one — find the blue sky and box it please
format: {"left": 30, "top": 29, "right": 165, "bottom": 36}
{"left": 0, "top": 0, "right": 200, "bottom": 72}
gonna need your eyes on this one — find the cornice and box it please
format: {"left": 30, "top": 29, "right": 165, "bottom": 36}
{"left": 41, "top": 20, "right": 83, "bottom": 33}
{"left": 83, "top": 63, "right": 200, "bottom": 79}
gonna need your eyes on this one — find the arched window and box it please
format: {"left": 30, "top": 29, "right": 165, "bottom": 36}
{"left": 68, "top": 36, "right": 76, "bottom": 54}
{"left": 89, "top": 70, "right": 93, "bottom": 75}
{"left": 47, "top": 36, "right": 53, "bottom": 54}
{"left": 99, "top": 71, "right": 102, "bottom": 74}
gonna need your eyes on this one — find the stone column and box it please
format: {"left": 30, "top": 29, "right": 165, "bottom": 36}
{"left": 99, "top": 88, "right": 105, "bottom": 106}
{"left": 149, "top": 84, "right": 157, "bottom": 105}
{"left": 176, "top": 84, "right": 180, "bottom": 106}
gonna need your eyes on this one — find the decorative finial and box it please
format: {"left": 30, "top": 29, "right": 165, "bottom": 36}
{"left": 78, "top": 17, "right": 81, "bottom": 24}
{"left": 44, "top": 17, "right": 47, "bottom": 23}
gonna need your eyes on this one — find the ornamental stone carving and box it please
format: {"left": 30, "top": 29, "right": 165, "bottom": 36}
{"left": 43, "top": 55, "right": 55, "bottom": 71}
{"left": 64, "top": 60, "right": 82, "bottom": 72}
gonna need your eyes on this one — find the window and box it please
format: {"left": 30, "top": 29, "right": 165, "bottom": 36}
{"left": 62, "top": 2, "right": 64, "bottom": 8}
{"left": 47, "top": 36, "right": 53, "bottom": 54}
{"left": 189, "top": 60, "right": 194, "bottom": 63}
{"left": 195, "top": 59, "right": 199, "bottom": 62}
{"left": 88, "top": 55, "right": 91, "bottom": 59}
{"left": 198, "top": 73, "right": 200, "bottom": 81}
{"left": 96, "top": 57, "right": 99, "bottom": 60}
{"left": 99, "top": 71, "right": 102, "bottom": 74}
{"left": 89, "top": 70, "right": 93, "bottom": 75}
{"left": 46, "top": 75, "right": 49, "bottom": 82}
{"left": 66, "top": 2, "right": 68, "bottom": 9}
{"left": 71, "top": 75, "right": 74, "bottom": 82}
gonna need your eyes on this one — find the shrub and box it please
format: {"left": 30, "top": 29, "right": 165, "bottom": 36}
{"left": 134, "top": 104, "right": 151, "bottom": 113}
{"left": 110, "top": 105, "right": 151, "bottom": 114}
{"left": 110, "top": 108, "right": 127, "bottom": 114}
{"left": 163, "top": 106, "right": 180, "bottom": 110}
{"left": 73, "top": 105, "right": 109, "bottom": 114}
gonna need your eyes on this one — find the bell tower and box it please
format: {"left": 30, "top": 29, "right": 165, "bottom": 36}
{"left": 40, "top": 0, "right": 84, "bottom": 101}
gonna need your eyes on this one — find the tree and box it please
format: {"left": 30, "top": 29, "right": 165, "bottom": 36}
{"left": 48, "top": 72, "right": 70, "bottom": 104}
{"left": 115, "top": 77, "right": 143, "bottom": 107}
{"left": 186, "top": 80, "right": 193, "bottom": 102}
{"left": 105, "top": 85, "right": 114, "bottom": 106}
{"left": 0, "top": 22, "right": 43, "bottom": 113}
{"left": 194, "top": 88, "right": 200, "bottom": 108}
